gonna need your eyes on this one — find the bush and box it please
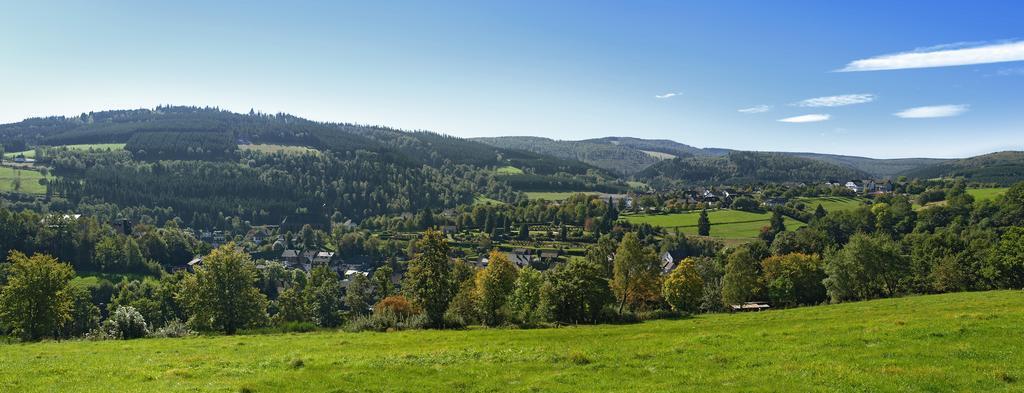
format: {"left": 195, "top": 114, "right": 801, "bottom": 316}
{"left": 343, "top": 309, "right": 428, "bottom": 332}
{"left": 373, "top": 295, "right": 416, "bottom": 319}
{"left": 149, "top": 320, "right": 194, "bottom": 338}
{"left": 103, "top": 305, "right": 149, "bottom": 340}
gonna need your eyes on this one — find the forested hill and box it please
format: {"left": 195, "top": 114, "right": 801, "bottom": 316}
{"left": 899, "top": 151, "right": 1024, "bottom": 185}
{"left": 475, "top": 135, "right": 945, "bottom": 177}
{"left": 0, "top": 106, "right": 596, "bottom": 176}
{"left": 637, "top": 151, "right": 867, "bottom": 185}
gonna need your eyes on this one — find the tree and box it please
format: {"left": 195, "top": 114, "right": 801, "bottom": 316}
{"left": 308, "top": 264, "right": 345, "bottom": 326}
{"left": 178, "top": 244, "right": 268, "bottom": 334}
{"left": 343, "top": 272, "right": 370, "bottom": 317}
{"left": 62, "top": 285, "right": 100, "bottom": 338}
{"left": 402, "top": 229, "right": 454, "bottom": 327}
{"left": 662, "top": 258, "right": 703, "bottom": 313}
{"left": 585, "top": 235, "right": 618, "bottom": 278}
{"left": 814, "top": 204, "right": 827, "bottom": 220}
{"left": 475, "top": 250, "right": 519, "bottom": 326}
{"left": 0, "top": 252, "right": 75, "bottom": 341}
{"left": 545, "top": 259, "right": 611, "bottom": 324}
{"left": 275, "top": 285, "right": 310, "bottom": 323}
{"left": 984, "top": 226, "right": 1024, "bottom": 289}
{"left": 611, "top": 233, "right": 661, "bottom": 315}
{"left": 722, "top": 246, "right": 760, "bottom": 305}
{"left": 760, "top": 253, "right": 826, "bottom": 307}
{"left": 823, "top": 233, "right": 909, "bottom": 302}
{"left": 518, "top": 223, "right": 530, "bottom": 241}
{"left": 371, "top": 264, "right": 394, "bottom": 301}
{"left": 507, "top": 266, "right": 546, "bottom": 325}
{"left": 697, "top": 209, "right": 711, "bottom": 236}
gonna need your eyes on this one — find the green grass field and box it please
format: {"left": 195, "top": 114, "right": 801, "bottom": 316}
{"left": 524, "top": 191, "right": 600, "bottom": 201}
{"left": 238, "top": 144, "right": 319, "bottom": 155}
{"left": 2, "top": 291, "right": 1022, "bottom": 392}
{"left": 0, "top": 166, "right": 50, "bottom": 194}
{"left": 967, "top": 187, "right": 1008, "bottom": 201}
{"left": 3, "top": 143, "right": 126, "bottom": 159}
{"left": 494, "top": 166, "right": 525, "bottom": 175}
{"left": 473, "top": 195, "right": 506, "bottom": 205}
{"left": 795, "top": 196, "right": 868, "bottom": 213}
{"left": 624, "top": 209, "right": 804, "bottom": 239}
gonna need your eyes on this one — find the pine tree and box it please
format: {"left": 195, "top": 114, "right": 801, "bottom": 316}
{"left": 698, "top": 209, "right": 711, "bottom": 236}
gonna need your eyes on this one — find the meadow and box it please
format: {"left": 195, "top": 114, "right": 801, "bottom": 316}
{"left": 524, "top": 191, "right": 600, "bottom": 201}
{"left": 3, "top": 143, "right": 126, "bottom": 159}
{"left": 795, "top": 196, "right": 867, "bottom": 212}
{"left": 0, "top": 166, "right": 50, "bottom": 194}
{"left": 623, "top": 209, "right": 804, "bottom": 239}
{"left": 238, "top": 144, "right": 319, "bottom": 155}
{"left": 967, "top": 187, "right": 1008, "bottom": 201}
{"left": 1, "top": 291, "right": 1022, "bottom": 392}
{"left": 494, "top": 166, "right": 525, "bottom": 175}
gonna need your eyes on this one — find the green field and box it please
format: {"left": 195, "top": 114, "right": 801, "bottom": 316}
{"left": 238, "top": 144, "right": 319, "bottom": 155}
{"left": 795, "top": 196, "right": 868, "bottom": 212}
{"left": 494, "top": 166, "right": 525, "bottom": 175}
{"left": 967, "top": 187, "right": 1008, "bottom": 201}
{"left": 0, "top": 166, "right": 50, "bottom": 194}
{"left": 2, "top": 291, "right": 1022, "bottom": 392}
{"left": 472, "top": 195, "right": 506, "bottom": 205}
{"left": 524, "top": 191, "right": 600, "bottom": 201}
{"left": 624, "top": 209, "right": 804, "bottom": 239}
{"left": 3, "top": 143, "right": 126, "bottom": 159}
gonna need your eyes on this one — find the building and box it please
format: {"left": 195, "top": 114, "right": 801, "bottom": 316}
{"left": 845, "top": 181, "right": 863, "bottom": 193}
{"left": 660, "top": 251, "right": 677, "bottom": 274}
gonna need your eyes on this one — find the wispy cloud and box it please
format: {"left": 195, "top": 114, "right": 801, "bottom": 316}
{"left": 655, "top": 92, "right": 680, "bottom": 99}
{"left": 778, "top": 114, "right": 830, "bottom": 123}
{"left": 738, "top": 105, "right": 771, "bottom": 114}
{"left": 894, "top": 105, "right": 969, "bottom": 119}
{"left": 838, "top": 40, "right": 1024, "bottom": 72}
{"left": 993, "top": 67, "right": 1024, "bottom": 76}
{"left": 795, "top": 94, "right": 875, "bottom": 107}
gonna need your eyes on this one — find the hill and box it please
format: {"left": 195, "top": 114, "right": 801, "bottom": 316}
{"left": 2, "top": 291, "right": 1021, "bottom": 392}
{"left": 475, "top": 136, "right": 945, "bottom": 177}
{"left": 637, "top": 151, "right": 867, "bottom": 185}
{"left": 0, "top": 106, "right": 597, "bottom": 176}
{"left": 900, "top": 151, "right": 1024, "bottom": 185}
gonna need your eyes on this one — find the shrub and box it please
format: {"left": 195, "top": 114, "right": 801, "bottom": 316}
{"left": 149, "top": 319, "right": 194, "bottom": 338}
{"left": 103, "top": 305, "right": 149, "bottom": 340}
{"left": 373, "top": 295, "right": 416, "bottom": 319}
{"left": 343, "top": 309, "right": 428, "bottom": 332}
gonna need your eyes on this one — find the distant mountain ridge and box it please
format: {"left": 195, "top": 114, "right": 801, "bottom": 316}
{"left": 475, "top": 136, "right": 954, "bottom": 178}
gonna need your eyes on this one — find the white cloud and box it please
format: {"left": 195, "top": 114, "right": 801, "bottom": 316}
{"left": 778, "top": 114, "right": 831, "bottom": 123}
{"left": 795, "top": 94, "right": 875, "bottom": 107}
{"left": 738, "top": 105, "right": 771, "bottom": 114}
{"left": 894, "top": 105, "right": 969, "bottom": 119}
{"left": 654, "top": 92, "right": 680, "bottom": 99}
{"left": 839, "top": 40, "right": 1024, "bottom": 72}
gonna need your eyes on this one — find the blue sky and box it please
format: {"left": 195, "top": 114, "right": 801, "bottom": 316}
{"left": 2, "top": 1, "right": 1023, "bottom": 158}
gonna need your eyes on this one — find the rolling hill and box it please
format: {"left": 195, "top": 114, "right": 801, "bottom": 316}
{"left": 2, "top": 291, "right": 1021, "bottom": 392}
{"left": 475, "top": 136, "right": 948, "bottom": 178}
{"left": 900, "top": 151, "right": 1024, "bottom": 185}
{"left": 637, "top": 151, "right": 867, "bottom": 185}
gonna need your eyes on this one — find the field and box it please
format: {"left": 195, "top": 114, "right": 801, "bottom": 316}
{"left": 795, "top": 196, "right": 867, "bottom": 212}
{"left": 967, "top": 187, "right": 1008, "bottom": 201}
{"left": 472, "top": 195, "right": 506, "bottom": 205}
{"left": 524, "top": 191, "right": 600, "bottom": 201}
{"left": 623, "top": 209, "right": 804, "bottom": 239}
{"left": 238, "top": 144, "right": 319, "bottom": 155}
{"left": 3, "top": 143, "right": 125, "bottom": 158}
{"left": 0, "top": 166, "right": 50, "bottom": 194}
{"left": 2, "top": 291, "right": 1022, "bottom": 392}
{"left": 494, "top": 166, "right": 525, "bottom": 175}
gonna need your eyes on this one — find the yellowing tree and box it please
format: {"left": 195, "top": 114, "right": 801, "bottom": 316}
{"left": 475, "top": 250, "right": 518, "bottom": 326}
{"left": 0, "top": 252, "right": 75, "bottom": 341}
{"left": 612, "top": 233, "right": 661, "bottom": 315}
{"left": 662, "top": 258, "right": 703, "bottom": 313}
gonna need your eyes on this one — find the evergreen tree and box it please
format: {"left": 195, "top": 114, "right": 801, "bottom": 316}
{"left": 698, "top": 209, "right": 711, "bottom": 237}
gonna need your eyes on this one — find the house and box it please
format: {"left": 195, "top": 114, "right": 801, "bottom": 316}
{"left": 313, "top": 251, "right": 335, "bottom": 264}
{"left": 246, "top": 227, "right": 271, "bottom": 244}
{"left": 505, "top": 252, "right": 533, "bottom": 268}
{"left": 441, "top": 225, "right": 458, "bottom": 235}
{"left": 660, "top": 251, "right": 677, "bottom": 274}
{"left": 281, "top": 249, "right": 301, "bottom": 264}
{"left": 762, "top": 197, "right": 788, "bottom": 208}
{"left": 845, "top": 181, "right": 863, "bottom": 193}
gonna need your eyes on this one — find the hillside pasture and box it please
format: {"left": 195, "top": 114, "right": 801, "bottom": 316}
{"left": 967, "top": 187, "right": 1008, "bottom": 201}
{"left": 494, "top": 165, "right": 525, "bottom": 175}
{"left": 238, "top": 144, "right": 319, "bottom": 155}
{"left": 1, "top": 291, "right": 1022, "bottom": 392}
{"left": 0, "top": 166, "right": 50, "bottom": 194}
{"left": 624, "top": 209, "right": 804, "bottom": 239}
{"left": 3, "top": 143, "right": 126, "bottom": 159}
{"left": 524, "top": 191, "right": 601, "bottom": 201}
{"left": 795, "top": 196, "right": 868, "bottom": 213}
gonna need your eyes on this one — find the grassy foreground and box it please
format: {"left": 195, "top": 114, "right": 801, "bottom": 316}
{"left": 3, "top": 291, "right": 1023, "bottom": 392}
